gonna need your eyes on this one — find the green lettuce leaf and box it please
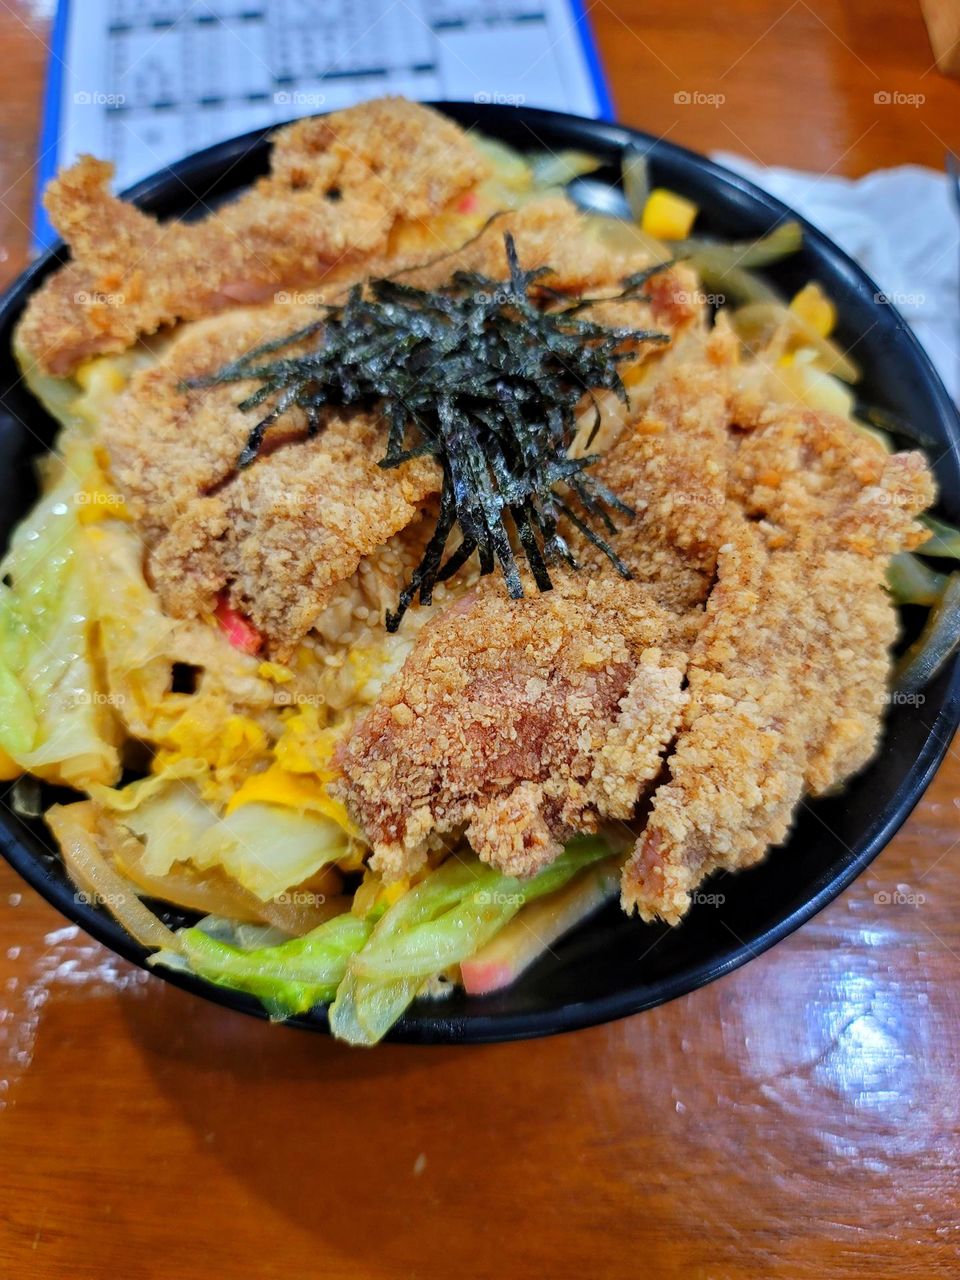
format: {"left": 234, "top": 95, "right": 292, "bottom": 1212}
{"left": 330, "top": 836, "right": 614, "bottom": 1046}
{"left": 0, "top": 448, "right": 121, "bottom": 785}
{"left": 153, "top": 913, "right": 373, "bottom": 1018}
{"left": 155, "top": 836, "right": 616, "bottom": 1043}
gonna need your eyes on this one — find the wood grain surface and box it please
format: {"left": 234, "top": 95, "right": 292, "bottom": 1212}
{"left": 0, "top": 3, "right": 959, "bottom": 1277}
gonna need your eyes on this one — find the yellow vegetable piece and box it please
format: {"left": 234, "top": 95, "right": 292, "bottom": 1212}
{"left": 226, "top": 763, "right": 359, "bottom": 837}
{"left": 351, "top": 871, "right": 412, "bottom": 919}
{"left": 71, "top": 358, "right": 129, "bottom": 428}
{"left": 0, "top": 745, "right": 22, "bottom": 781}
{"left": 74, "top": 357, "right": 125, "bottom": 394}
{"left": 789, "top": 282, "right": 836, "bottom": 338}
{"left": 641, "top": 188, "right": 698, "bottom": 240}
{"left": 776, "top": 349, "right": 855, "bottom": 417}
{"left": 76, "top": 485, "right": 131, "bottom": 524}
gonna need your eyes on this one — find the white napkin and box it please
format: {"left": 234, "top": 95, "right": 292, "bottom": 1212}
{"left": 712, "top": 153, "right": 960, "bottom": 405}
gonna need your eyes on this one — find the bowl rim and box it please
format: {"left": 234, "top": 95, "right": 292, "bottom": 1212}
{"left": 1, "top": 101, "right": 958, "bottom": 1044}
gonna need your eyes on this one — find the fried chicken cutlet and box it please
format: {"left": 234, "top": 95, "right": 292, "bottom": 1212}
{"left": 336, "top": 574, "right": 697, "bottom": 881}
{"left": 95, "top": 203, "right": 700, "bottom": 657}
{"left": 16, "top": 99, "right": 487, "bottom": 376}
{"left": 336, "top": 334, "right": 740, "bottom": 879}
{"left": 582, "top": 319, "right": 739, "bottom": 611}
{"left": 620, "top": 517, "right": 897, "bottom": 922}
{"left": 97, "top": 304, "right": 443, "bottom": 655}
{"left": 621, "top": 410, "right": 935, "bottom": 923}
{"left": 338, "top": 345, "right": 934, "bottom": 916}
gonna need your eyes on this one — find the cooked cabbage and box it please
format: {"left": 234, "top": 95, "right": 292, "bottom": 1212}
{"left": 0, "top": 444, "right": 121, "bottom": 787}
{"left": 92, "top": 772, "right": 355, "bottom": 901}
{"left": 330, "top": 837, "right": 614, "bottom": 1045}
{"left": 153, "top": 912, "right": 373, "bottom": 1017}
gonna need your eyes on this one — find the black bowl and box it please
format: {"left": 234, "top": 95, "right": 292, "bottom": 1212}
{"left": 1, "top": 103, "right": 958, "bottom": 1044}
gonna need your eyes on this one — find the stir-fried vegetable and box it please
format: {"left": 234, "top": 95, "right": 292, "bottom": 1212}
{"left": 91, "top": 773, "right": 355, "bottom": 903}
{"left": 887, "top": 553, "right": 948, "bottom": 606}
{"left": 671, "top": 221, "right": 802, "bottom": 307}
{"left": 330, "top": 837, "right": 615, "bottom": 1045}
{"left": 789, "top": 282, "right": 836, "bottom": 337}
{"left": 154, "top": 913, "right": 374, "bottom": 1017}
{"left": 0, "top": 447, "right": 122, "bottom": 787}
{"left": 895, "top": 573, "right": 960, "bottom": 694}
{"left": 851, "top": 420, "right": 894, "bottom": 453}
{"left": 47, "top": 802, "right": 177, "bottom": 950}
{"left": 918, "top": 514, "right": 960, "bottom": 560}
{"left": 642, "top": 188, "right": 698, "bottom": 240}
{"left": 113, "top": 827, "right": 347, "bottom": 934}
{"left": 677, "top": 219, "right": 803, "bottom": 271}
{"left": 461, "top": 857, "right": 620, "bottom": 995}
{"left": 775, "top": 349, "right": 856, "bottom": 416}
{"left": 148, "top": 836, "right": 616, "bottom": 1040}
{"left": 731, "top": 301, "right": 860, "bottom": 382}
{"left": 528, "top": 149, "right": 602, "bottom": 188}
{"left": 586, "top": 212, "right": 672, "bottom": 264}
{"left": 857, "top": 404, "right": 938, "bottom": 450}
{"left": 621, "top": 145, "right": 650, "bottom": 224}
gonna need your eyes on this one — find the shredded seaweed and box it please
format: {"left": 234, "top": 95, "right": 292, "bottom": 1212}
{"left": 186, "top": 235, "right": 670, "bottom": 629}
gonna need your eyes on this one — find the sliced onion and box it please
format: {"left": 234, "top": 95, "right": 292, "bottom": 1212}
{"left": 529, "top": 149, "right": 602, "bottom": 188}
{"left": 107, "top": 818, "right": 347, "bottom": 934}
{"left": 732, "top": 302, "right": 860, "bottom": 383}
{"left": 857, "top": 403, "right": 937, "bottom": 450}
{"left": 676, "top": 220, "right": 803, "bottom": 269}
{"left": 584, "top": 213, "right": 672, "bottom": 264}
{"left": 895, "top": 572, "right": 960, "bottom": 694}
{"left": 47, "top": 801, "right": 176, "bottom": 949}
{"left": 919, "top": 514, "right": 960, "bottom": 560}
{"left": 887, "top": 553, "right": 947, "bottom": 606}
{"left": 670, "top": 222, "right": 802, "bottom": 309}
{"left": 692, "top": 262, "right": 779, "bottom": 307}
{"left": 11, "top": 775, "right": 42, "bottom": 818}
{"left": 621, "top": 145, "right": 650, "bottom": 224}
{"left": 851, "top": 421, "right": 893, "bottom": 452}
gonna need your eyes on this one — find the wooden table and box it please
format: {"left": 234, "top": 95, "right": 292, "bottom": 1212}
{"left": 1, "top": 3, "right": 958, "bottom": 1276}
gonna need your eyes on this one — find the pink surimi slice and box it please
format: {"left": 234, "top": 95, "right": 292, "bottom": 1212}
{"left": 460, "top": 859, "right": 620, "bottom": 996}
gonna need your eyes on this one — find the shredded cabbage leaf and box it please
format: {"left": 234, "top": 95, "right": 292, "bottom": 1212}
{"left": 91, "top": 773, "right": 355, "bottom": 901}
{"left": 149, "top": 837, "right": 613, "bottom": 1042}
{"left": 0, "top": 445, "right": 121, "bottom": 786}
{"left": 331, "top": 836, "right": 613, "bottom": 1045}
{"left": 152, "top": 913, "right": 374, "bottom": 1017}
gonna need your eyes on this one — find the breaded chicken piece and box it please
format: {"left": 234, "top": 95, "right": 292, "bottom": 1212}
{"left": 408, "top": 197, "right": 700, "bottom": 321}
{"left": 98, "top": 308, "right": 439, "bottom": 656}
{"left": 621, "top": 518, "right": 896, "bottom": 922}
{"left": 98, "top": 206, "right": 695, "bottom": 655}
{"left": 336, "top": 575, "right": 697, "bottom": 881}
{"left": 622, "top": 413, "right": 935, "bottom": 923}
{"left": 153, "top": 412, "right": 441, "bottom": 656}
{"left": 100, "top": 307, "right": 325, "bottom": 539}
{"left": 729, "top": 402, "right": 935, "bottom": 555}
{"left": 17, "top": 99, "right": 487, "bottom": 375}
{"left": 580, "top": 319, "right": 739, "bottom": 611}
